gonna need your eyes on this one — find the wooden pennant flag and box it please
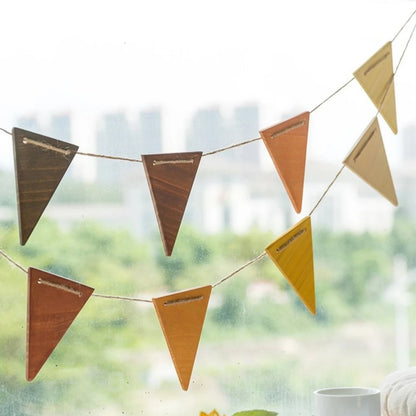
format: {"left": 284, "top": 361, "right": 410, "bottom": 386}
{"left": 27, "top": 267, "right": 94, "bottom": 381}
{"left": 259, "top": 112, "right": 310, "bottom": 213}
{"left": 354, "top": 42, "right": 397, "bottom": 134}
{"left": 265, "top": 216, "right": 315, "bottom": 315}
{"left": 343, "top": 117, "right": 398, "bottom": 206}
{"left": 153, "top": 285, "right": 212, "bottom": 390}
{"left": 142, "top": 152, "right": 202, "bottom": 256}
{"left": 12, "top": 128, "right": 79, "bottom": 245}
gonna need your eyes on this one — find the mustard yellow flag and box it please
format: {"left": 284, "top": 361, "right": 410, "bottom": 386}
{"left": 266, "top": 217, "right": 315, "bottom": 315}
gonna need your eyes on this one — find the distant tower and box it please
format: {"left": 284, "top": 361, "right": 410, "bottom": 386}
{"left": 186, "top": 107, "right": 227, "bottom": 154}
{"left": 138, "top": 109, "right": 162, "bottom": 154}
{"left": 402, "top": 125, "right": 416, "bottom": 162}
{"left": 16, "top": 116, "right": 41, "bottom": 133}
{"left": 96, "top": 112, "right": 136, "bottom": 183}
{"left": 231, "top": 104, "right": 260, "bottom": 165}
{"left": 48, "top": 113, "right": 72, "bottom": 142}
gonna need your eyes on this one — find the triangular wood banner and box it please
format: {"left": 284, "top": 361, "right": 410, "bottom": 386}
{"left": 259, "top": 112, "right": 310, "bottom": 213}
{"left": 142, "top": 151, "right": 202, "bottom": 256}
{"left": 354, "top": 42, "right": 397, "bottom": 134}
{"left": 343, "top": 117, "right": 398, "bottom": 206}
{"left": 27, "top": 267, "right": 94, "bottom": 381}
{"left": 153, "top": 285, "right": 212, "bottom": 390}
{"left": 265, "top": 216, "right": 315, "bottom": 315}
{"left": 12, "top": 128, "right": 79, "bottom": 245}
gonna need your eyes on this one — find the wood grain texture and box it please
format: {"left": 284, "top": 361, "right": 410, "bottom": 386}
{"left": 26, "top": 267, "right": 94, "bottom": 381}
{"left": 343, "top": 117, "right": 398, "bottom": 206}
{"left": 153, "top": 285, "right": 212, "bottom": 390}
{"left": 259, "top": 112, "right": 310, "bottom": 213}
{"left": 354, "top": 42, "right": 397, "bottom": 134}
{"left": 142, "top": 152, "right": 202, "bottom": 256}
{"left": 12, "top": 128, "right": 79, "bottom": 245}
{"left": 265, "top": 216, "right": 315, "bottom": 315}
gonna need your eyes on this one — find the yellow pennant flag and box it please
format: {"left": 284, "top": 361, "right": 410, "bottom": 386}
{"left": 354, "top": 42, "right": 397, "bottom": 134}
{"left": 153, "top": 285, "right": 212, "bottom": 390}
{"left": 265, "top": 217, "right": 315, "bottom": 315}
{"left": 343, "top": 117, "right": 398, "bottom": 206}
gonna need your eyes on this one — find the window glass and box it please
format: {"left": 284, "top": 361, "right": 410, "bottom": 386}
{"left": 1, "top": 1, "right": 415, "bottom": 415}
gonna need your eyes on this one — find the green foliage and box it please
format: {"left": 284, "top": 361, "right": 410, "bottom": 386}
{"left": 0, "top": 212, "right": 411, "bottom": 414}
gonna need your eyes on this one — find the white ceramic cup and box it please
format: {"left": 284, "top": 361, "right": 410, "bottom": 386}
{"left": 313, "top": 387, "right": 381, "bottom": 416}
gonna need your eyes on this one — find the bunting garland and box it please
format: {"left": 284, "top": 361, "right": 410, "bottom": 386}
{"left": 0, "top": 7, "right": 415, "bottom": 389}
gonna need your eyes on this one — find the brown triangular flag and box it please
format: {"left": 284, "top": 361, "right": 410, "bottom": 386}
{"left": 12, "top": 128, "right": 79, "bottom": 245}
{"left": 265, "top": 216, "right": 315, "bottom": 315}
{"left": 343, "top": 117, "right": 398, "bottom": 206}
{"left": 142, "top": 152, "right": 202, "bottom": 256}
{"left": 27, "top": 267, "right": 94, "bottom": 381}
{"left": 153, "top": 285, "right": 212, "bottom": 390}
{"left": 354, "top": 42, "right": 397, "bottom": 134}
{"left": 260, "top": 112, "right": 310, "bottom": 213}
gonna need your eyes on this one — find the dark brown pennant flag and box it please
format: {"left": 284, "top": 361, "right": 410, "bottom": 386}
{"left": 153, "top": 285, "right": 212, "bottom": 390}
{"left": 26, "top": 267, "right": 94, "bottom": 381}
{"left": 142, "top": 152, "right": 202, "bottom": 256}
{"left": 12, "top": 128, "right": 78, "bottom": 245}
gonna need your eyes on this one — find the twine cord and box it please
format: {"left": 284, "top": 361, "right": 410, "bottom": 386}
{"left": 76, "top": 151, "right": 142, "bottom": 163}
{"left": 308, "top": 165, "right": 346, "bottom": 217}
{"left": 91, "top": 293, "right": 152, "bottom": 303}
{"left": 0, "top": 248, "right": 28, "bottom": 274}
{"left": 212, "top": 251, "right": 267, "bottom": 289}
{"left": 38, "top": 278, "right": 83, "bottom": 297}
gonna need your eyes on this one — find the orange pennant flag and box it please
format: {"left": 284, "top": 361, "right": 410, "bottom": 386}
{"left": 354, "top": 42, "right": 397, "bottom": 134}
{"left": 12, "top": 128, "right": 79, "bottom": 245}
{"left": 343, "top": 117, "right": 398, "bottom": 206}
{"left": 265, "top": 216, "right": 315, "bottom": 315}
{"left": 153, "top": 285, "right": 212, "bottom": 390}
{"left": 27, "top": 267, "right": 94, "bottom": 381}
{"left": 260, "top": 112, "right": 310, "bottom": 213}
{"left": 142, "top": 152, "right": 202, "bottom": 256}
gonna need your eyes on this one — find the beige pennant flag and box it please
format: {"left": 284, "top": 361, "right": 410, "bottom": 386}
{"left": 27, "top": 267, "right": 94, "bottom": 381}
{"left": 265, "top": 216, "right": 315, "bottom": 315}
{"left": 153, "top": 285, "right": 212, "bottom": 390}
{"left": 354, "top": 42, "right": 397, "bottom": 134}
{"left": 12, "top": 128, "right": 79, "bottom": 245}
{"left": 343, "top": 117, "right": 398, "bottom": 206}
{"left": 260, "top": 112, "right": 310, "bottom": 213}
{"left": 142, "top": 152, "right": 202, "bottom": 256}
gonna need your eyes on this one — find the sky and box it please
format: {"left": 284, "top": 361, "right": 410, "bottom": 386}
{"left": 0, "top": 0, "right": 415, "bottom": 171}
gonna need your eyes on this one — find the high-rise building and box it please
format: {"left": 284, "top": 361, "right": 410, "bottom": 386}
{"left": 96, "top": 112, "right": 136, "bottom": 183}
{"left": 230, "top": 104, "right": 260, "bottom": 165}
{"left": 48, "top": 113, "right": 72, "bottom": 142}
{"left": 137, "top": 109, "right": 162, "bottom": 155}
{"left": 186, "top": 106, "right": 227, "bottom": 155}
{"left": 16, "top": 116, "right": 41, "bottom": 133}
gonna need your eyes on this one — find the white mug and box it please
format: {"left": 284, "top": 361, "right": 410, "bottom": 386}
{"left": 313, "top": 387, "right": 381, "bottom": 416}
